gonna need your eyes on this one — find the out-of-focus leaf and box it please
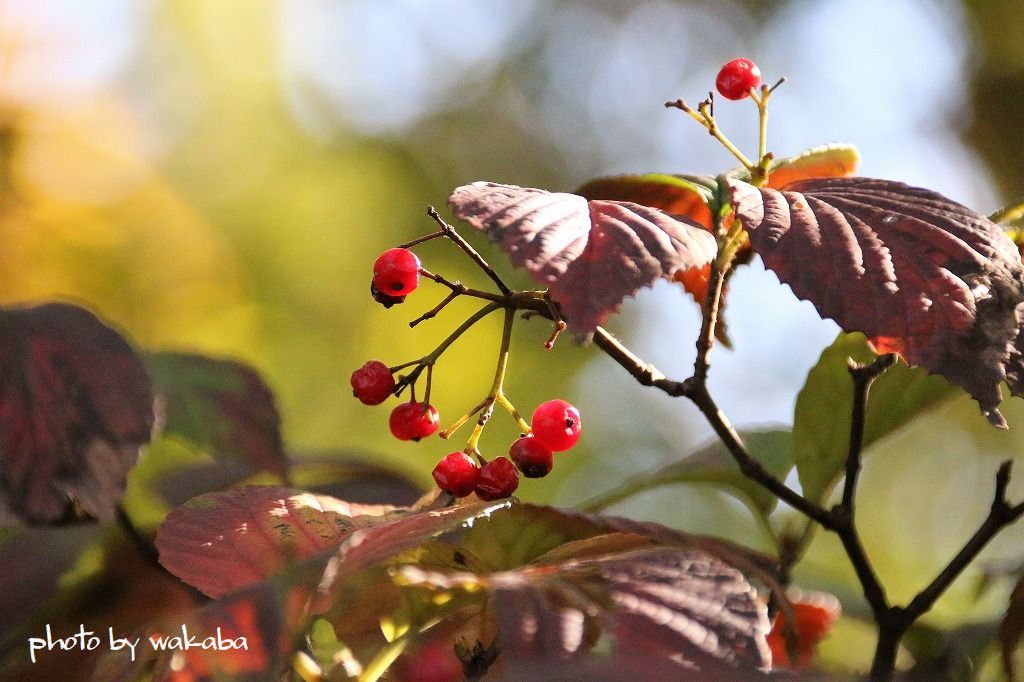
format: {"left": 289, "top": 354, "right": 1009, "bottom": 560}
{"left": 728, "top": 177, "right": 1024, "bottom": 427}
{"left": 0, "top": 302, "right": 154, "bottom": 524}
{"left": 580, "top": 429, "right": 793, "bottom": 517}
{"left": 765, "top": 143, "right": 861, "bottom": 189}
{"left": 793, "top": 333, "right": 956, "bottom": 503}
{"left": 155, "top": 486, "right": 400, "bottom": 597}
{"left": 395, "top": 545, "right": 771, "bottom": 677}
{"left": 767, "top": 589, "right": 841, "bottom": 670}
{"left": 448, "top": 182, "right": 716, "bottom": 337}
{"left": 145, "top": 352, "right": 287, "bottom": 477}
{"left": 576, "top": 173, "right": 716, "bottom": 227}
{"left": 1001, "top": 577, "right": 1024, "bottom": 681}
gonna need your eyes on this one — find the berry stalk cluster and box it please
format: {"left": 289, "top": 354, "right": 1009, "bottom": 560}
{"left": 350, "top": 217, "right": 582, "bottom": 501}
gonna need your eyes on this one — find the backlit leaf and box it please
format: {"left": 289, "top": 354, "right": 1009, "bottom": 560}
{"left": 767, "top": 589, "right": 841, "bottom": 670}
{"left": 448, "top": 182, "right": 717, "bottom": 337}
{"left": 765, "top": 143, "right": 860, "bottom": 189}
{"left": 146, "top": 352, "right": 287, "bottom": 477}
{"left": 0, "top": 302, "right": 154, "bottom": 523}
{"left": 728, "top": 177, "right": 1024, "bottom": 427}
{"left": 155, "top": 486, "right": 399, "bottom": 597}
{"left": 793, "top": 333, "right": 956, "bottom": 503}
{"left": 1001, "top": 577, "right": 1024, "bottom": 681}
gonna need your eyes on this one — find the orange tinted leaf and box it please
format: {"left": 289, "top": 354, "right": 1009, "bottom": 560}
{"left": 156, "top": 487, "right": 398, "bottom": 597}
{"left": 576, "top": 173, "right": 715, "bottom": 227}
{"left": 767, "top": 591, "right": 841, "bottom": 669}
{"left": 766, "top": 143, "right": 860, "bottom": 189}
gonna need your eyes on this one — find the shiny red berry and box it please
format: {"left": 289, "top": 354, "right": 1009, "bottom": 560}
{"left": 475, "top": 457, "right": 519, "bottom": 500}
{"left": 372, "top": 248, "right": 421, "bottom": 296}
{"left": 530, "top": 399, "right": 581, "bottom": 452}
{"left": 432, "top": 452, "right": 479, "bottom": 497}
{"left": 509, "top": 436, "right": 553, "bottom": 478}
{"left": 350, "top": 360, "right": 395, "bottom": 405}
{"left": 715, "top": 58, "right": 761, "bottom": 100}
{"left": 389, "top": 402, "right": 440, "bottom": 441}
{"left": 370, "top": 279, "right": 406, "bottom": 308}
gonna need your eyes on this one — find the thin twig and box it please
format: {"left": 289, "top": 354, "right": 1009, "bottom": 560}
{"left": 427, "top": 206, "right": 511, "bottom": 296}
{"left": 840, "top": 354, "right": 898, "bottom": 512}
{"left": 409, "top": 289, "right": 461, "bottom": 328}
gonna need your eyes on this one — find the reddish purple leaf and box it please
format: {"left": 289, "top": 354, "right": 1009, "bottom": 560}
{"left": 728, "top": 177, "right": 1024, "bottom": 426}
{"left": 0, "top": 302, "right": 154, "bottom": 523}
{"left": 155, "top": 486, "right": 400, "bottom": 597}
{"left": 448, "top": 182, "right": 717, "bottom": 336}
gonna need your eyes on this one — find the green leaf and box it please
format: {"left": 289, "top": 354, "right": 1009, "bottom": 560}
{"left": 579, "top": 429, "right": 793, "bottom": 517}
{"left": 793, "top": 332, "right": 957, "bottom": 503}
{"left": 145, "top": 352, "right": 288, "bottom": 477}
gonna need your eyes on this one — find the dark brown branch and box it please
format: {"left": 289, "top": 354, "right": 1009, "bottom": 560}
{"left": 841, "top": 354, "right": 898, "bottom": 512}
{"left": 427, "top": 206, "right": 511, "bottom": 296}
{"left": 409, "top": 289, "right": 461, "bottom": 328}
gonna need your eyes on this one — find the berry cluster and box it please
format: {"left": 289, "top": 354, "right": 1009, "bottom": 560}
{"left": 351, "top": 240, "right": 582, "bottom": 501}
{"left": 431, "top": 399, "right": 582, "bottom": 500}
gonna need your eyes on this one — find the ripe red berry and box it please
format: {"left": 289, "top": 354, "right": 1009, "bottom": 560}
{"left": 372, "top": 248, "right": 421, "bottom": 296}
{"left": 530, "top": 399, "right": 581, "bottom": 452}
{"left": 715, "top": 58, "right": 761, "bottom": 101}
{"left": 389, "top": 402, "right": 440, "bottom": 441}
{"left": 350, "top": 360, "right": 395, "bottom": 405}
{"left": 370, "top": 280, "right": 406, "bottom": 308}
{"left": 432, "top": 452, "right": 479, "bottom": 497}
{"left": 475, "top": 457, "right": 519, "bottom": 500}
{"left": 766, "top": 592, "right": 841, "bottom": 669}
{"left": 509, "top": 435, "right": 553, "bottom": 478}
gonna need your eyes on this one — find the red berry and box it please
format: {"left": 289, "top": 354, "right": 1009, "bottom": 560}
{"left": 350, "top": 360, "right": 395, "bottom": 405}
{"left": 475, "top": 457, "right": 519, "bottom": 500}
{"left": 372, "top": 248, "right": 421, "bottom": 296}
{"left": 432, "top": 452, "right": 479, "bottom": 497}
{"left": 530, "top": 399, "right": 581, "bottom": 452}
{"left": 766, "top": 592, "right": 840, "bottom": 669}
{"left": 715, "top": 58, "right": 761, "bottom": 101}
{"left": 389, "top": 402, "right": 440, "bottom": 441}
{"left": 509, "top": 436, "right": 553, "bottom": 478}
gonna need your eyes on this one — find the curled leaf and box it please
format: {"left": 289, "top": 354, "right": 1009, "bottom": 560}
{"left": 728, "top": 177, "right": 1024, "bottom": 427}
{"left": 448, "top": 182, "right": 717, "bottom": 337}
{"left": 0, "top": 302, "right": 154, "bottom": 523}
{"left": 576, "top": 173, "right": 716, "bottom": 227}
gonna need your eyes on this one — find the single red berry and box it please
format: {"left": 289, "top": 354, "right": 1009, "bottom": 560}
{"left": 389, "top": 402, "right": 440, "bottom": 441}
{"left": 432, "top": 452, "right": 479, "bottom": 497}
{"left": 509, "top": 435, "right": 553, "bottom": 478}
{"left": 372, "top": 248, "right": 421, "bottom": 296}
{"left": 475, "top": 457, "right": 519, "bottom": 500}
{"left": 530, "top": 399, "right": 582, "bottom": 452}
{"left": 715, "top": 58, "right": 761, "bottom": 101}
{"left": 350, "top": 360, "right": 395, "bottom": 405}
{"left": 766, "top": 592, "right": 841, "bottom": 669}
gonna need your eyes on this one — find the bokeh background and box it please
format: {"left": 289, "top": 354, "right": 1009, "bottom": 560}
{"left": 1, "top": 0, "right": 1023, "bottom": 676}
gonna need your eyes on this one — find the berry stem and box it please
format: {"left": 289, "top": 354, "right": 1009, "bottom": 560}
{"left": 395, "top": 301, "right": 503, "bottom": 396}
{"left": 427, "top": 206, "right": 512, "bottom": 296}
{"left": 665, "top": 98, "right": 754, "bottom": 171}
{"left": 397, "top": 229, "right": 446, "bottom": 249}
{"left": 463, "top": 308, "right": 516, "bottom": 454}
{"left": 409, "top": 288, "right": 461, "bottom": 328}
{"left": 418, "top": 267, "right": 504, "bottom": 303}
{"left": 495, "top": 392, "right": 531, "bottom": 433}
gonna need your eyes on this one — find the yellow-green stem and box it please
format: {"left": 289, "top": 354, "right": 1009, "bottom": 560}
{"left": 464, "top": 308, "right": 516, "bottom": 455}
